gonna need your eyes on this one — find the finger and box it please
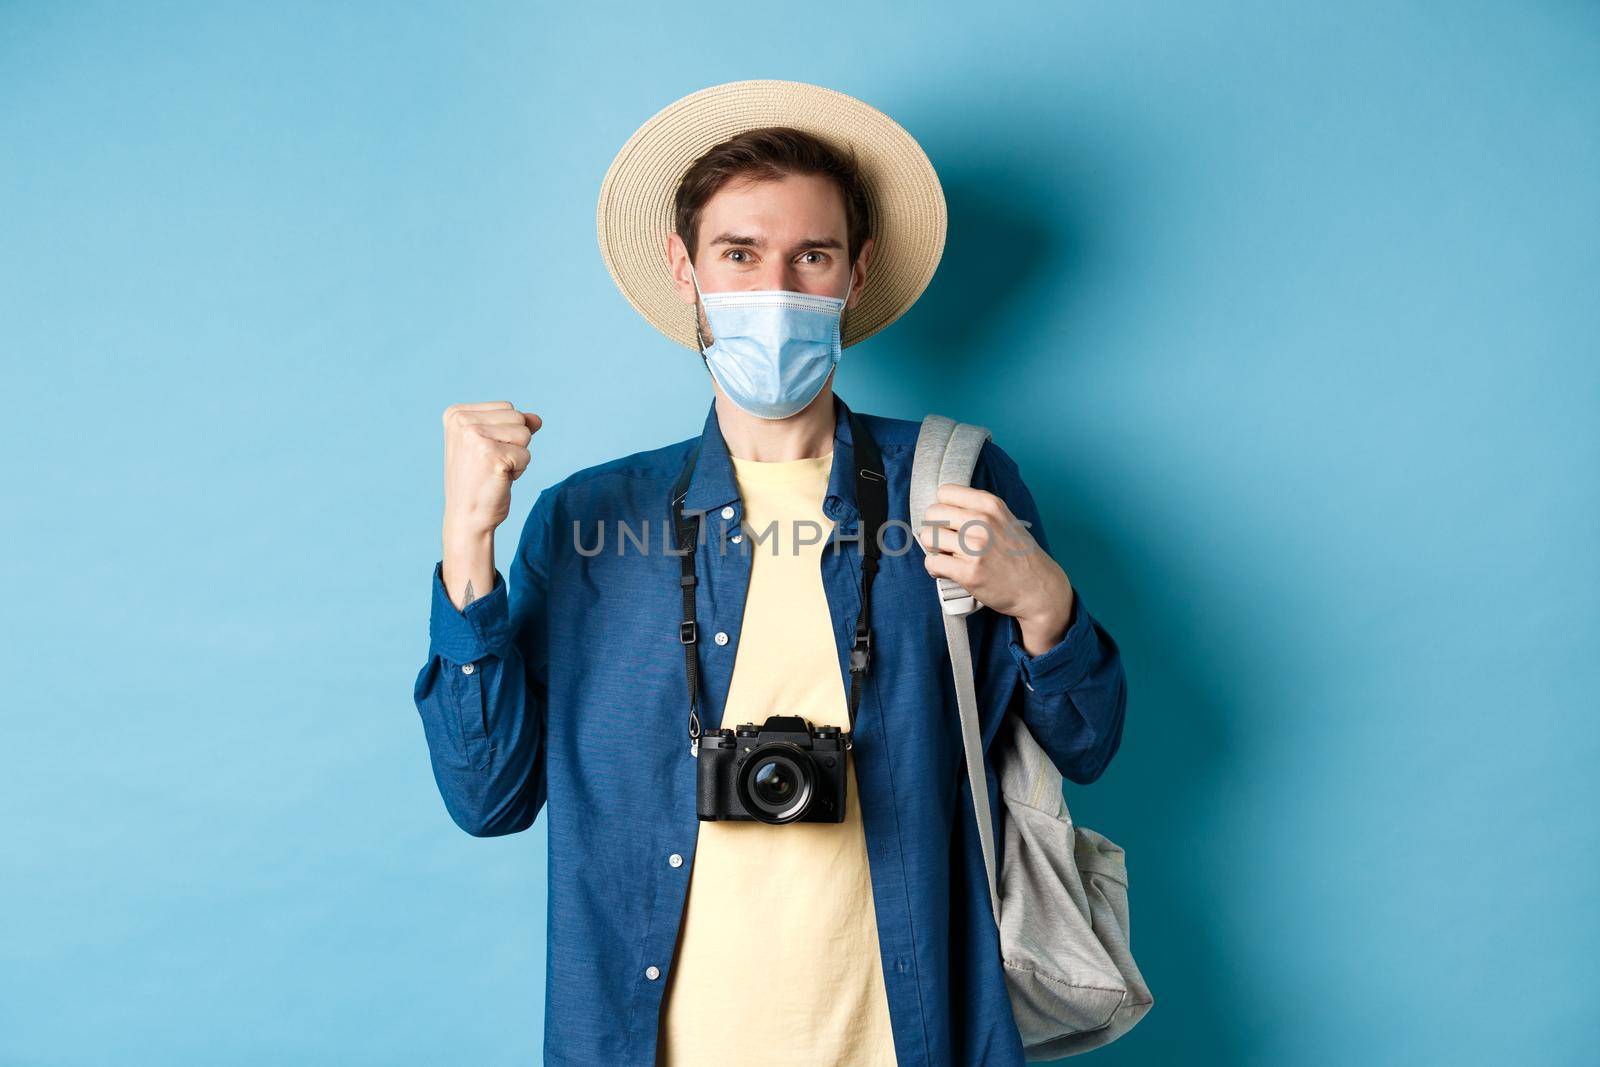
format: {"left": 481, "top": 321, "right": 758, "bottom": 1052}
{"left": 920, "top": 505, "right": 990, "bottom": 547}
{"left": 522, "top": 411, "right": 543, "bottom": 433}
{"left": 916, "top": 519, "right": 962, "bottom": 555}
{"left": 472, "top": 421, "right": 533, "bottom": 446}
{"left": 923, "top": 550, "right": 972, "bottom": 582}
{"left": 444, "top": 402, "right": 518, "bottom": 430}
{"left": 922, "top": 502, "right": 984, "bottom": 528}
{"left": 920, "top": 520, "right": 991, "bottom": 557}
{"left": 935, "top": 482, "right": 1008, "bottom": 516}
{"left": 450, "top": 400, "right": 515, "bottom": 412}
{"left": 918, "top": 524, "right": 961, "bottom": 554}
{"left": 494, "top": 444, "right": 531, "bottom": 477}
{"left": 457, "top": 407, "right": 530, "bottom": 425}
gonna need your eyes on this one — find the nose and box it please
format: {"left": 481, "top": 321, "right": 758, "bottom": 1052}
{"left": 757, "top": 263, "right": 799, "bottom": 292}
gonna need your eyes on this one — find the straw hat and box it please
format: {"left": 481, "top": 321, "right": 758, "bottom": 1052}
{"left": 595, "top": 79, "right": 947, "bottom": 351}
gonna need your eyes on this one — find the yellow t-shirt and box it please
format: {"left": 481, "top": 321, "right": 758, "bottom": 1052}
{"left": 656, "top": 450, "right": 898, "bottom": 1067}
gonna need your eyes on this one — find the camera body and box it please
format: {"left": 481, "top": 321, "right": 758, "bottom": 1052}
{"left": 696, "top": 715, "right": 849, "bottom": 824}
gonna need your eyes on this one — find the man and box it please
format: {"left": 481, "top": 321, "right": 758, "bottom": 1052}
{"left": 414, "top": 79, "right": 1127, "bottom": 1067}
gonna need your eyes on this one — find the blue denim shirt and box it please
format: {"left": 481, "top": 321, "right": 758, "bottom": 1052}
{"left": 414, "top": 393, "right": 1127, "bottom": 1066}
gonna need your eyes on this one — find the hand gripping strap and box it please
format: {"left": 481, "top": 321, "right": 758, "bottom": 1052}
{"left": 910, "top": 414, "right": 1002, "bottom": 927}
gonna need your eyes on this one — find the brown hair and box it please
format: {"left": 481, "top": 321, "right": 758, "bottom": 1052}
{"left": 673, "top": 126, "right": 873, "bottom": 267}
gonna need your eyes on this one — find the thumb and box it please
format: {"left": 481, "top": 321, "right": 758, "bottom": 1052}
{"left": 522, "top": 411, "right": 543, "bottom": 433}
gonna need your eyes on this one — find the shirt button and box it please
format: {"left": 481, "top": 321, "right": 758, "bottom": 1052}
{"left": 645, "top": 965, "right": 661, "bottom": 980}
{"left": 668, "top": 853, "right": 683, "bottom": 868}
{"left": 714, "top": 631, "right": 729, "bottom": 646}
{"left": 720, "top": 506, "right": 735, "bottom": 519}
{"left": 730, "top": 532, "right": 742, "bottom": 543}
{"left": 461, "top": 663, "right": 476, "bottom": 675}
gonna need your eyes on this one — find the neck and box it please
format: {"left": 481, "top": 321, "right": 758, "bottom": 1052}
{"left": 715, "top": 382, "right": 838, "bottom": 461}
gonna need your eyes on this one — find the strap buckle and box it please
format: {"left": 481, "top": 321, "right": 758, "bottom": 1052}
{"left": 849, "top": 627, "right": 871, "bottom": 673}
{"left": 680, "top": 621, "right": 697, "bottom": 644}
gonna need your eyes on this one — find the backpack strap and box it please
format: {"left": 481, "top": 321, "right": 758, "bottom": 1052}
{"left": 910, "top": 413, "right": 1002, "bottom": 928}
{"left": 910, "top": 415, "right": 993, "bottom": 616}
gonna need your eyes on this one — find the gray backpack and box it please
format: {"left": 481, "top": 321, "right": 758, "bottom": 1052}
{"left": 910, "top": 414, "right": 1154, "bottom": 1059}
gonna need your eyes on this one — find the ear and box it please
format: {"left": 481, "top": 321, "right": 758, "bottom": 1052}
{"left": 665, "top": 232, "right": 697, "bottom": 306}
{"left": 847, "top": 237, "right": 875, "bottom": 309}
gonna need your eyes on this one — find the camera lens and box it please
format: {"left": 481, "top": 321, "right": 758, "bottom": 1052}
{"left": 736, "top": 745, "right": 817, "bottom": 824}
{"left": 753, "top": 760, "right": 797, "bottom": 803}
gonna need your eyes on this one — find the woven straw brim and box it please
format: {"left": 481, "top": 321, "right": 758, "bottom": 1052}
{"left": 596, "top": 79, "right": 947, "bottom": 351}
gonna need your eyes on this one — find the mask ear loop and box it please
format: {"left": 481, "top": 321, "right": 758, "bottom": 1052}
{"left": 688, "top": 261, "right": 712, "bottom": 361}
{"left": 836, "top": 262, "right": 855, "bottom": 349}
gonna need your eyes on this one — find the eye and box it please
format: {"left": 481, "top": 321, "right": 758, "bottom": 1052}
{"left": 726, "top": 249, "right": 751, "bottom": 263}
{"left": 800, "top": 251, "right": 829, "bottom": 265}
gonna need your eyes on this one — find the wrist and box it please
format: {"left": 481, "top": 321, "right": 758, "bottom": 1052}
{"left": 443, "top": 521, "right": 495, "bottom": 554}
{"left": 1016, "top": 575, "right": 1074, "bottom": 657}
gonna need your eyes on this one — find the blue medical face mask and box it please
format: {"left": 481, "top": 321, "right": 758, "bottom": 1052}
{"left": 690, "top": 263, "right": 854, "bottom": 421}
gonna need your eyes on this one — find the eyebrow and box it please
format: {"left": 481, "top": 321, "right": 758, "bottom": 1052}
{"left": 706, "top": 232, "right": 845, "bottom": 253}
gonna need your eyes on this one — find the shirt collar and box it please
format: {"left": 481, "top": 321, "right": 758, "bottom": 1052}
{"left": 681, "top": 392, "right": 862, "bottom": 525}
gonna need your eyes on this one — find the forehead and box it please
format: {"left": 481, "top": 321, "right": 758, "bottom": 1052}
{"left": 697, "top": 172, "right": 848, "bottom": 239}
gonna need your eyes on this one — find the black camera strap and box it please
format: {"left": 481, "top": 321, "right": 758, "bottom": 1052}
{"left": 670, "top": 408, "right": 887, "bottom": 756}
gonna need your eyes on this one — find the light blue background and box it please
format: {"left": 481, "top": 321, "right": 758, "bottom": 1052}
{"left": 3, "top": 2, "right": 1595, "bottom": 1064}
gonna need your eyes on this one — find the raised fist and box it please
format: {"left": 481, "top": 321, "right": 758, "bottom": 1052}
{"left": 441, "top": 401, "right": 542, "bottom": 537}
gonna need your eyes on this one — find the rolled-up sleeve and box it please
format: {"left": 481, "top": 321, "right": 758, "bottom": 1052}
{"left": 1006, "top": 589, "right": 1097, "bottom": 694}
{"left": 428, "top": 558, "right": 513, "bottom": 665}
{"left": 412, "top": 484, "right": 557, "bottom": 836}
